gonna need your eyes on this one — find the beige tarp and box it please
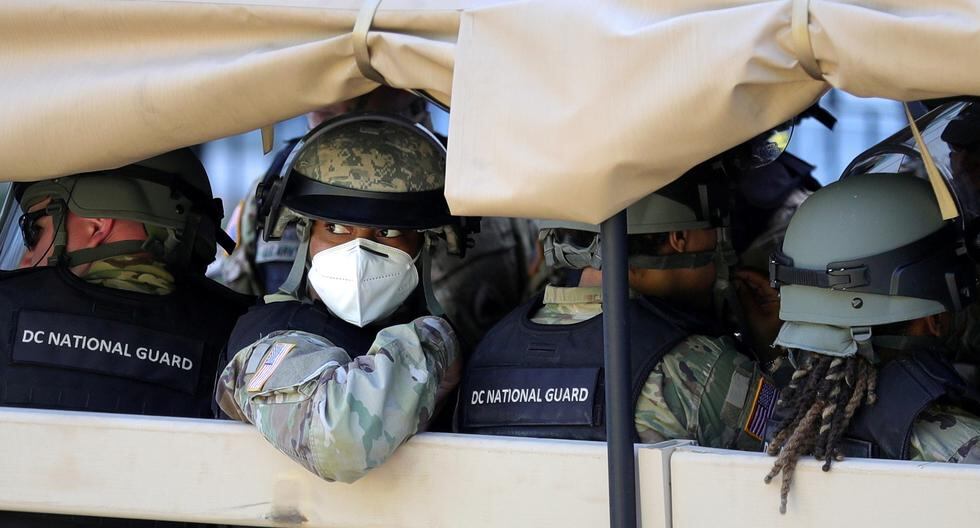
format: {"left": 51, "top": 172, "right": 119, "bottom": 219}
{"left": 2, "top": 0, "right": 979, "bottom": 223}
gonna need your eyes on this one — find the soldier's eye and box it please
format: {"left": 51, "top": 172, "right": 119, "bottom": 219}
{"left": 325, "top": 223, "right": 353, "bottom": 235}
{"left": 377, "top": 228, "right": 403, "bottom": 238}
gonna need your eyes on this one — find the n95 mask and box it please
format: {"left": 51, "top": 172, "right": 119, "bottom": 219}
{"left": 307, "top": 238, "right": 420, "bottom": 327}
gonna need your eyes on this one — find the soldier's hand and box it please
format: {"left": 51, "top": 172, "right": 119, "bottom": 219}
{"left": 437, "top": 358, "right": 462, "bottom": 404}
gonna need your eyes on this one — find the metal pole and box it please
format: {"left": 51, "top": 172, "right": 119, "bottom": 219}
{"left": 601, "top": 210, "right": 636, "bottom": 528}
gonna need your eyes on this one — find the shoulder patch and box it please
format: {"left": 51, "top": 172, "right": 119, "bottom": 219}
{"left": 744, "top": 378, "right": 780, "bottom": 441}
{"left": 247, "top": 342, "right": 296, "bottom": 392}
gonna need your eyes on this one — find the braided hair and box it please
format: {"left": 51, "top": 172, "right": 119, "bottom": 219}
{"left": 763, "top": 351, "right": 878, "bottom": 514}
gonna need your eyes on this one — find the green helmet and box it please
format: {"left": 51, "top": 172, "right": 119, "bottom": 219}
{"left": 539, "top": 158, "right": 731, "bottom": 270}
{"left": 14, "top": 148, "right": 231, "bottom": 272}
{"left": 770, "top": 172, "right": 976, "bottom": 353}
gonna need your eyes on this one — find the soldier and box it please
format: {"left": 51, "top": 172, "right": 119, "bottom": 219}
{"left": 216, "top": 113, "right": 465, "bottom": 483}
{"left": 937, "top": 102, "right": 980, "bottom": 382}
{"left": 210, "top": 86, "right": 430, "bottom": 297}
{"left": 212, "top": 144, "right": 302, "bottom": 297}
{"left": 211, "top": 87, "right": 534, "bottom": 348}
{"left": 765, "top": 172, "right": 980, "bottom": 513}
{"left": 457, "top": 156, "right": 782, "bottom": 450}
{"left": 1, "top": 149, "right": 251, "bottom": 526}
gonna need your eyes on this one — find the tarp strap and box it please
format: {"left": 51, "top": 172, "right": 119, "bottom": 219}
{"left": 903, "top": 102, "right": 959, "bottom": 220}
{"left": 261, "top": 125, "right": 275, "bottom": 155}
{"left": 791, "top": 0, "right": 822, "bottom": 80}
{"left": 354, "top": 0, "right": 386, "bottom": 84}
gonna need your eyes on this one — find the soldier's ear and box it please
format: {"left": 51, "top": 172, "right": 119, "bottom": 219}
{"left": 924, "top": 312, "right": 951, "bottom": 338}
{"left": 667, "top": 231, "right": 688, "bottom": 253}
{"left": 72, "top": 215, "right": 115, "bottom": 249}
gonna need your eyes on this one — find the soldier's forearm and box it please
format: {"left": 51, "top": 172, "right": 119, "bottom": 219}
{"left": 218, "top": 319, "right": 459, "bottom": 483}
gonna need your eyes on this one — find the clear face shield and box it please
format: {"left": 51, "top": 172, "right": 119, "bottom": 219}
{"left": 0, "top": 182, "right": 31, "bottom": 271}
{"left": 842, "top": 101, "right": 980, "bottom": 258}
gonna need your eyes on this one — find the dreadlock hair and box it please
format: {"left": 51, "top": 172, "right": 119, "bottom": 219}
{"left": 763, "top": 350, "right": 879, "bottom": 514}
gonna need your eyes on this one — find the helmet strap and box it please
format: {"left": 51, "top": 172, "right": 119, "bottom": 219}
{"left": 711, "top": 225, "right": 750, "bottom": 341}
{"left": 266, "top": 222, "right": 311, "bottom": 303}
{"left": 172, "top": 211, "right": 202, "bottom": 271}
{"left": 43, "top": 200, "right": 69, "bottom": 267}
{"left": 868, "top": 333, "right": 949, "bottom": 364}
{"left": 627, "top": 250, "right": 714, "bottom": 269}
{"left": 63, "top": 239, "right": 154, "bottom": 267}
{"left": 420, "top": 233, "right": 445, "bottom": 316}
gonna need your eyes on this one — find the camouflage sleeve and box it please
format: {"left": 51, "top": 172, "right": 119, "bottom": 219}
{"left": 910, "top": 404, "right": 980, "bottom": 464}
{"left": 215, "top": 316, "right": 459, "bottom": 483}
{"left": 634, "top": 334, "right": 767, "bottom": 451}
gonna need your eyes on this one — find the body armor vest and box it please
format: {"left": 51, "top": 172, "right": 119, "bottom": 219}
{"left": 457, "top": 293, "right": 716, "bottom": 441}
{"left": 765, "top": 348, "right": 980, "bottom": 460}
{"left": 845, "top": 348, "right": 980, "bottom": 459}
{"left": 0, "top": 266, "right": 250, "bottom": 528}
{"left": 225, "top": 295, "right": 428, "bottom": 366}
{"left": 0, "top": 266, "right": 249, "bottom": 417}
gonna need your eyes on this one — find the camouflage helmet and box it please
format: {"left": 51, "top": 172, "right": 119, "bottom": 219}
{"left": 261, "top": 113, "right": 453, "bottom": 239}
{"left": 14, "top": 148, "right": 232, "bottom": 272}
{"left": 257, "top": 113, "right": 464, "bottom": 312}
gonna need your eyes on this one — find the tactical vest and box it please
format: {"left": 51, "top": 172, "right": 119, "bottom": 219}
{"left": 765, "top": 348, "right": 980, "bottom": 460}
{"left": 845, "top": 349, "right": 980, "bottom": 459}
{"left": 224, "top": 295, "right": 429, "bottom": 366}
{"left": 0, "top": 266, "right": 249, "bottom": 417}
{"left": 457, "top": 293, "right": 716, "bottom": 441}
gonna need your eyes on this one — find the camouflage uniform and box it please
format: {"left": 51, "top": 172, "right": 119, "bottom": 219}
{"left": 82, "top": 254, "right": 175, "bottom": 295}
{"left": 219, "top": 115, "right": 465, "bottom": 483}
{"left": 209, "top": 181, "right": 264, "bottom": 296}
{"left": 532, "top": 285, "right": 768, "bottom": 450}
{"left": 209, "top": 179, "right": 299, "bottom": 297}
{"left": 216, "top": 316, "right": 458, "bottom": 483}
{"left": 909, "top": 404, "right": 980, "bottom": 463}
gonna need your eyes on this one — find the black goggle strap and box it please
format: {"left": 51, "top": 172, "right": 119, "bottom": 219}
{"left": 627, "top": 250, "right": 715, "bottom": 269}
{"left": 871, "top": 334, "right": 947, "bottom": 356}
{"left": 769, "top": 224, "right": 975, "bottom": 312}
{"left": 849, "top": 330, "right": 948, "bottom": 366}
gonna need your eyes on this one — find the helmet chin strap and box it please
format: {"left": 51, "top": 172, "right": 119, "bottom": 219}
{"left": 711, "top": 225, "right": 748, "bottom": 340}
{"left": 265, "top": 220, "right": 311, "bottom": 304}
{"left": 62, "top": 240, "right": 156, "bottom": 267}
{"left": 44, "top": 200, "right": 69, "bottom": 267}
{"left": 420, "top": 233, "right": 445, "bottom": 316}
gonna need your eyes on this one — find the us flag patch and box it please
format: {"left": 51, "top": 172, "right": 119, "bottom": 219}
{"left": 744, "top": 378, "right": 779, "bottom": 441}
{"left": 247, "top": 342, "right": 296, "bottom": 392}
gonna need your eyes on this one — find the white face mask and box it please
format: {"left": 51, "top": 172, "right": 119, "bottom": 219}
{"left": 307, "top": 238, "right": 420, "bottom": 327}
